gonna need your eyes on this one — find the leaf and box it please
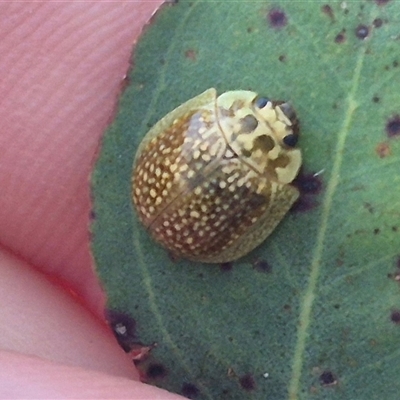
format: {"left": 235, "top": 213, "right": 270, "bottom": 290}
{"left": 91, "top": 1, "right": 400, "bottom": 399}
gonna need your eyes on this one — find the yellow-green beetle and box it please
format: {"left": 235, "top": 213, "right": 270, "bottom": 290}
{"left": 132, "top": 88, "right": 301, "bottom": 263}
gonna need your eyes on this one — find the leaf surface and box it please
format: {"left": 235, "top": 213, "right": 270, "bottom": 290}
{"left": 91, "top": 1, "right": 400, "bottom": 399}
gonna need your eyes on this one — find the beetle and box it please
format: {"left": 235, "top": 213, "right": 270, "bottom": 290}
{"left": 132, "top": 88, "right": 301, "bottom": 263}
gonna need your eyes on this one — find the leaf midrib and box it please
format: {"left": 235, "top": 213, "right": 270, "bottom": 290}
{"left": 287, "top": 26, "right": 370, "bottom": 400}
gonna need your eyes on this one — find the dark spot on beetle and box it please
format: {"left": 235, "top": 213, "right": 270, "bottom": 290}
{"left": 239, "top": 374, "right": 256, "bottom": 391}
{"left": 184, "top": 49, "right": 197, "bottom": 61}
{"left": 267, "top": 8, "right": 287, "bottom": 29}
{"left": 89, "top": 210, "right": 96, "bottom": 220}
{"left": 335, "top": 30, "right": 346, "bottom": 43}
{"left": 283, "top": 304, "right": 291, "bottom": 311}
{"left": 147, "top": 363, "right": 167, "bottom": 379}
{"left": 372, "top": 95, "right": 380, "bottom": 103}
{"left": 396, "top": 256, "right": 400, "bottom": 269}
{"left": 334, "top": 304, "right": 340, "bottom": 309}
{"left": 242, "top": 149, "right": 251, "bottom": 158}
{"left": 393, "top": 60, "right": 399, "bottom": 68}
{"left": 278, "top": 54, "right": 286, "bottom": 62}
{"left": 247, "top": 26, "right": 254, "bottom": 33}
{"left": 373, "top": 228, "right": 380, "bottom": 235}
{"left": 254, "top": 134, "right": 275, "bottom": 152}
{"left": 283, "top": 133, "right": 298, "bottom": 147}
{"left": 393, "top": 226, "right": 399, "bottom": 232}
{"left": 105, "top": 310, "right": 137, "bottom": 352}
{"left": 321, "top": 4, "right": 335, "bottom": 21}
{"left": 253, "top": 259, "right": 272, "bottom": 273}
{"left": 295, "top": 171, "right": 323, "bottom": 195}
{"left": 373, "top": 18, "right": 383, "bottom": 28}
{"left": 280, "top": 102, "right": 296, "bottom": 121}
{"left": 386, "top": 115, "right": 400, "bottom": 138}
{"left": 376, "top": 141, "right": 391, "bottom": 158}
{"left": 355, "top": 24, "right": 369, "bottom": 40}
{"left": 390, "top": 310, "right": 400, "bottom": 324}
{"left": 320, "top": 370, "right": 338, "bottom": 386}
{"left": 181, "top": 383, "right": 200, "bottom": 399}
{"left": 375, "top": 0, "right": 391, "bottom": 5}
{"left": 220, "top": 262, "right": 233, "bottom": 271}
{"left": 240, "top": 114, "right": 259, "bottom": 133}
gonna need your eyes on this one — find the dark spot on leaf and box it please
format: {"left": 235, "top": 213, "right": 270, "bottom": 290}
{"left": 89, "top": 210, "right": 96, "bottom": 220}
{"left": 278, "top": 54, "right": 286, "bottom": 62}
{"left": 393, "top": 60, "right": 399, "bottom": 68}
{"left": 373, "top": 18, "right": 383, "bottom": 28}
{"left": 386, "top": 115, "right": 400, "bottom": 138}
{"left": 283, "top": 304, "right": 291, "bottom": 311}
{"left": 397, "top": 256, "right": 400, "bottom": 269}
{"left": 321, "top": 4, "right": 335, "bottom": 21}
{"left": 291, "top": 196, "right": 316, "bottom": 213}
{"left": 320, "top": 370, "right": 338, "bottom": 386}
{"left": 355, "top": 24, "right": 369, "bottom": 40}
{"left": 364, "top": 202, "right": 374, "bottom": 213}
{"left": 267, "top": 8, "right": 287, "bottom": 29}
{"left": 184, "top": 49, "right": 197, "bottom": 61}
{"left": 253, "top": 259, "right": 272, "bottom": 273}
{"left": 375, "top": 0, "right": 391, "bottom": 5}
{"left": 372, "top": 95, "right": 380, "bottom": 103}
{"left": 390, "top": 310, "right": 400, "bottom": 324}
{"left": 247, "top": 27, "right": 254, "bottom": 33}
{"left": 294, "top": 171, "right": 323, "bottom": 195}
{"left": 181, "top": 383, "right": 200, "bottom": 399}
{"left": 220, "top": 262, "right": 233, "bottom": 271}
{"left": 392, "top": 226, "right": 398, "bottom": 232}
{"left": 105, "top": 310, "right": 137, "bottom": 352}
{"left": 168, "top": 251, "right": 180, "bottom": 262}
{"left": 335, "top": 30, "right": 346, "bottom": 43}
{"left": 375, "top": 142, "right": 391, "bottom": 158}
{"left": 147, "top": 363, "right": 167, "bottom": 379}
{"left": 334, "top": 304, "right": 340, "bottom": 309}
{"left": 373, "top": 228, "right": 380, "bottom": 235}
{"left": 239, "top": 374, "right": 256, "bottom": 391}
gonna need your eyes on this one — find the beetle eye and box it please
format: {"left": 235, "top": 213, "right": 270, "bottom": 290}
{"left": 255, "top": 97, "right": 270, "bottom": 109}
{"left": 283, "top": 133, "right": 298, "bottom": 147}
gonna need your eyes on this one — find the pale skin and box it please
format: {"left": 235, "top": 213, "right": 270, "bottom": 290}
{"left": 0, "top": 3, "right": 185, "bottom": 399}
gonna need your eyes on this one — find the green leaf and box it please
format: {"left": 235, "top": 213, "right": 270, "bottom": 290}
{"left": 91, "top": 1, "right": 400, "bottom": 399}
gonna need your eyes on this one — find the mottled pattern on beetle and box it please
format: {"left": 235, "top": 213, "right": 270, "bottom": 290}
{"left": 148, "top": 154, "right": 275, "bottom": 259}
{"left": 133, "top": 108, "right": 224, "bottom": 227}
{"left": 217, "top": 104, "right": 294, "bottom": 183}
